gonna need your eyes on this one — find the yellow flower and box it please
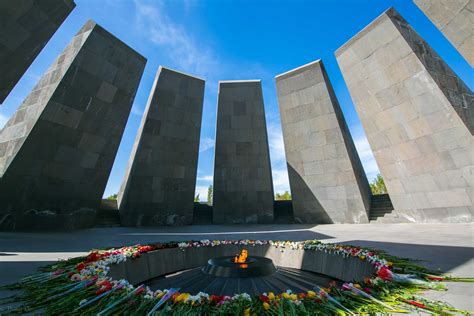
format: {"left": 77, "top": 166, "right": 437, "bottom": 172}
{"left": 359, "top": 255, "right": 366, "bottom": 260}
{"left": 156, "top": 291, "right": 164, "bottom": 298}
{"left": 267, "top": 292, "right": 275, "bottom": 300}
{"left": 354, "top": 284, "right": 362, "bottom": 289}
{"left": 282, "top": 292, "right": 291, "bottom": 299}
{"left": 244, "top": 308, "right": 251, "bottom": 316}
{"left": 290, "top": 294, "right": 297, "bottom": 301}
{"left": 387, "top": 261, "right": 393, "bottom": 266}
{"left": 263, "top": 302, "right": 270, "bottom": 310}
{"left": 175, "top": 293, "right": 189, "bottom": 303}
{"left": 307, "top": 290, "right": 316, "bottom": 298}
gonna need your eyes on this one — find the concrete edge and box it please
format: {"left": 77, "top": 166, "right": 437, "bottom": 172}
{"left": 335, "top": 7, "right": 395, "bottom": 57}
{"left": 274, "top": 59, "right": 322, "bottom": 80}
{"left": 159, "top": 66, "right": 205, "bottom": 81}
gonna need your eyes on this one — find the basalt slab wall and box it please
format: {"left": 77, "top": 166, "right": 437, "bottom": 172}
{"left": 213, "top": 81, "right": 274, "bottom": 224}
{"left": 108, "top": 245, "right": 376, "bottom": 286}
{"left": 336, "top": 8, "right": 473, "bottom": 223}
{"left": 118, "top": 67, "right": 205, "bottom": 226}
{"left": 414, "top": 0, "right": 473, "bottom": 67}
{"left": 275, "top": 60, "right": 371, "bottom": 224}
{"left": 0, "top": 0, "right": 76, "bottom": 104}
{"left": 0, "top": 20, "right": 146, "bottom": 230}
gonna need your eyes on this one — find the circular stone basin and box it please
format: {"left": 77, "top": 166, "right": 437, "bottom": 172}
{"left": 202, "top": 256, "right": 276, "bottom": 278}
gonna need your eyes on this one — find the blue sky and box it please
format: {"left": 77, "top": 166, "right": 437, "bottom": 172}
{"left": 1, "top": 0, "right": 472, "bottom": 201}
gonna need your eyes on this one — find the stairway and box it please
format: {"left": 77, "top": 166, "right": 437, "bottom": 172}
{"left": 193, "top": 202, "right": 213, "bottom": 224}
{"left": 274, "top": 200, "right": 295, "bottom": 223}
{"left": 95, "top": 199, "right": 121, "bottom": 227}
{"left": 369, "top": 194, "right": 394, "bottom": 222}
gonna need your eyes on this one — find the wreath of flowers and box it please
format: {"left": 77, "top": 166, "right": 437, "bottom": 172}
{"left": 0, "top": 239, "right": 471, "bottom": 315}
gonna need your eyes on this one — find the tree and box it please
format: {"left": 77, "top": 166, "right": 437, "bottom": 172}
{"left": 106, "top": 194, "right": 117, "bottom": 200}
{"left": 370, "top": 174, "right": 387, "bottom": 195}
{"left": 207, "top": 185, "right": 213, "bottom": 206}
{"left": 275, "top": 191, "right": 291, "bottom": 200}
{"left": 194, "top": 194, "right": 200, "bottom": 202}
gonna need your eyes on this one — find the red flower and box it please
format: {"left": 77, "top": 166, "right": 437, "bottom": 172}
{"left": 363, "top": 287, "right": 371, "bottom": 294}
{"left": 298, "top": 293, "right": 306, "bottom": 299}
{"left": 259, "top": 295, "right": 269, "bottom": 303}
{"left": 75, "top": 262, "right": 86, "bottom": 272}
{"left": 135, "top": 287, "right": 145, "bottom": 295}
{"left": 426, "top": 275, "right": 444, "bottom": 281}
{"left": 377, "top": 266, "right": 393, "bottom": 281}
{"left": 95, "top": 281, "right": 112, "bottom": 295}
{"left": 210, "top": 295, "right": 224, "bottom": 304}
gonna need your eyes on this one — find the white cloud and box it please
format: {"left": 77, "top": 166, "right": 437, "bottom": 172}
{"left": 272, "top": 168, "right": 290, "bottom": 194}
{"left": 134, "top": 0, "right": 218, "bottom": 77}
{"left": 199, "top": 137, "right": 214, "bottom": 152}
{"left": 353, "top": 135, "right": 380, "bottom": 182}
{"left": 0, "top": 113, "right": 8, "bottom": 129}
{"left": 266, "top": 120, "right": 290, "bottom": 194}
{"left": 267, "top": 121, "right": 286, "bottom": 162}
{"left": 197, "top": 174, "right": 213, "bottom": 181}
{"left": 194, "top": 185, "right": 210, "bottom": 202}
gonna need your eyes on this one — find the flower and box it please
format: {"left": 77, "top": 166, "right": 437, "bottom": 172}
{"left": 75, "top": 262, "right": 86, "bottom": 272}
{"left": 377, "top": 266, "right": 393, "bottom": 281}
{"left": 263, "top": 302, "right": 270, "bottom": 310}
{"left": 267, "top": 292, "right": 275, "bottom": 300}
{"left": 306, "top": 290, "right": 316, "bottom": 298}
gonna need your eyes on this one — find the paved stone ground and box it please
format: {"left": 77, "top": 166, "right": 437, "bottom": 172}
{"left": 0, "top": 223, "right": 473, "bottom": 311}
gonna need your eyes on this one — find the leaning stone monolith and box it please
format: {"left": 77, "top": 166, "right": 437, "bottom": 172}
{"left": 0, "top": 0, "right": 76, "bottom": 104}
{"left": 414, "top": 0, "right": 473, "bottom": 67}
{"left": 213, "top": 80, "right": 274, "bottom": 223}
{"left": 118, "top": 67, "right": 205, "bottom": 226}
{"left": 0, "top": 20, "right": 146, "bottom": 230}
{"left": 275, "top": 59, "right": 372, "bottom": 224}
{"left": 336, "top": 8, "right": 473, "bottom": 223}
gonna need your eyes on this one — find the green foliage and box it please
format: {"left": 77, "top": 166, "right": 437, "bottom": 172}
{"left": 370, "top": 174, "right": 387, "bottom": 195}
{"left": 194, "top": 194, "right": 200, "bottom": 202}
{"left": 207, "top": 185, "right": 213, "bottom": 206}
{"left": 106, "top": 194, "right": 117, "bottom": 200}
{"left": 275, "top": 191, "right": 291, "bottom": 200}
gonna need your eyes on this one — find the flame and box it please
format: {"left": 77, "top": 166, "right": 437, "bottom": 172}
{"left": 233, "top": 249, "right": 248, "bottom": 263}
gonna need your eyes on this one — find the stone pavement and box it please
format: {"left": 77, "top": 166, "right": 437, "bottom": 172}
{"left": 1, "top": 223, "right": 473, "bottom": 311}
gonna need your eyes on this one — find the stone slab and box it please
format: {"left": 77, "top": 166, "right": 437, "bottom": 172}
{"left": 336, "top": 8, "right": 473, "bottom": 223}
{"left": 0, "top": 0, "right": 76, "bottom": 104}
{"left": 0, "top": 20, "right": 146, "bottom": 230}
{"left": 275, "top": 59, "right": 371, "bottom": 224}
{"left": 118, "top": 67, "right": 204, "bottom": 226}
{"left": 213, "top": 80, "right": 274, "bottom": 224}
{"left": 414, "top": 0, "right": 474, "bottom": 67}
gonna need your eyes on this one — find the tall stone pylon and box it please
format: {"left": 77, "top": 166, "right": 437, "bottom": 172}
{"left": 0, "top": 20, "right": 146, "bottom": 229}
{"left": 118, "top": 67, "right": 205, "bottom": 226}
{"left": 275, "top": 59, "right": 371, "bottom": 224}
{"left": 0, "top": 0, "right": 76, "bottom": 104}
{"left": 336, "top": 8, "right": 473, "bottom": 223}
{"left": 213, "top": 80, "right": 274, "bottom": 223}
{"left": 414, "top": 0, "right": 473, "bottom": 67}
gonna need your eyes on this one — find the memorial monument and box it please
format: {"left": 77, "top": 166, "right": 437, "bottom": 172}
{"left": 336, "top": 8, "right": 473, "bottom": 223}
{"left": 0, "top": 20, "right": 146, "bottom": 230}
{"left": 213, "top": 80, "right": 274, "bottom": 224}
{"left": 275, "top": 59, "right": 371, "bottom": 224}
{"left": 0, "top": 0, "right": 76, "bottom": 104}
{"left": 118, "top": 67, "right": 205, "bottom": 226}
